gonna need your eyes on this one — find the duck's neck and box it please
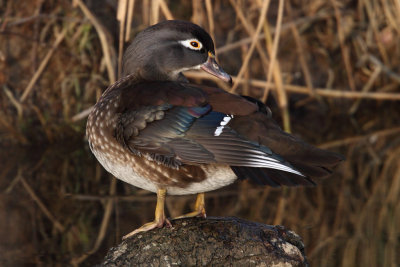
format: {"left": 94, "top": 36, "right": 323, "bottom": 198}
{"left": 124, "top": 66, "right": 188, "bottom": 83}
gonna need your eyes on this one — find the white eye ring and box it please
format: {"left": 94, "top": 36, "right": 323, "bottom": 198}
{"left": 178, "top": 38, "right": 203, "bottom": 51}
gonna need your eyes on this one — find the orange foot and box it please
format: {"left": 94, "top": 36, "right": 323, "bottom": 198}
{"left": 123, "top": 217, "right": 171, "bottom": 240}
{"left": 173, "top": 193, "right": 206, "bottom": 220}
{"left": 123, "top": 188, "right": 171, "bottom": 240}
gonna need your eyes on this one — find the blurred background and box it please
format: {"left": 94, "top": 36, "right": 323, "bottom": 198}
{"left": 1, "top": 0, "right": 400, "bottom": 266}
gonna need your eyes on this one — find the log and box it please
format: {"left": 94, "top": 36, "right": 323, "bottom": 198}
{"left": 101, "top": 217, "right": 309, "bottom": 267}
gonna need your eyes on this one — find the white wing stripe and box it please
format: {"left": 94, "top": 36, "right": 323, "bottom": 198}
{"left": 214, "top": 115, "right": 233, "bottom": 136}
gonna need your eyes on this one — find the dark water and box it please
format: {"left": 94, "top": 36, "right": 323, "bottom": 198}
{"left": 0, "top": 143, "right": 248, "bottom": 266}
{"left": 0, "top": 140, "right": 398, "bottom": 266}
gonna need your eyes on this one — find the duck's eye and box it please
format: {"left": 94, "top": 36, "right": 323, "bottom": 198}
{"left": 179, "top": 38, "right": 203, "bottom": 51}
{"left": 190, "top": 41, "right": 199, "bottom": 48}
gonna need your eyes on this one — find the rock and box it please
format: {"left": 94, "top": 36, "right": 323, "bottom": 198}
{"left": 101, "top": 217, "right": 308, "bottom": 267}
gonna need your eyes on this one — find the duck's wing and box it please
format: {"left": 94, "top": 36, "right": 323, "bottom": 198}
{"left": 114, "top": 81, "right": 299, "bottom": 171}
{"left": 229, "top": 95, "right": 344, "bottom": 186}
{"left": 114, "top": 81, "right": 342, "bottom": 186}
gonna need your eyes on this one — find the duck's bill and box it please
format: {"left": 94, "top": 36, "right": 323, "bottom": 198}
{"left": 201, "top": 56, "right": 232, "bottom": 84}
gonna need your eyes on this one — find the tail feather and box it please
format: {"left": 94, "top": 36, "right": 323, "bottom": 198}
{"left": 277, "top": 143, "right": 344, "bottom": 179}
{"left": 232, "top": 166, "right": 316, "bottom": 187}
{"left": 228, "top": 95, "right": 344, "bottom": 186}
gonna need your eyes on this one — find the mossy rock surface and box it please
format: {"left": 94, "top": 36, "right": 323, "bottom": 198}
{"left": 101, "top": 217, "right": 308, "bottom": 267}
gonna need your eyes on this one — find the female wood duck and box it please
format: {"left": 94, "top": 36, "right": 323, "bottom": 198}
{"left": 86, "top": 20, "right": 343, "bottom": 239}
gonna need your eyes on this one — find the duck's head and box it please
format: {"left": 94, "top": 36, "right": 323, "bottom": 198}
{"left": 122, "top": 20, "right": 232, "bottom": 83}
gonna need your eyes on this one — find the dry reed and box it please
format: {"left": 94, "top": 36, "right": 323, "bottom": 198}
{"left": 0, "top": 0, "right": 399, "bottom": 266}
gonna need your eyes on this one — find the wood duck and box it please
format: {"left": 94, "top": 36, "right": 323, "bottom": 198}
{"left": 86, "top": 20, "right": 343, "bottom": 239}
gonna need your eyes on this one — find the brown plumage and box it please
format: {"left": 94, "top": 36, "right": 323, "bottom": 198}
{"left": 86, "top": 20, "right": 344, "bottom": 238}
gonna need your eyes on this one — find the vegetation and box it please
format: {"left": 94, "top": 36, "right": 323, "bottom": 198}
{"left": 0, "top": 0, "right": 399, "bottom": 266}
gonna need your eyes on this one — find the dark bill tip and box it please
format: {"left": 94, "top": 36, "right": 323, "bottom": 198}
{"left": 201, "top": 56, "right": 232, "bottom": 84}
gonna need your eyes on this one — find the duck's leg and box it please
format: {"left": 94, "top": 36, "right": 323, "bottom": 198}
{"left": 173, "top": 193, "right": 206, "bottom": 219}
{"left": 123, "top": 188, "right": 171, "bottom": 239}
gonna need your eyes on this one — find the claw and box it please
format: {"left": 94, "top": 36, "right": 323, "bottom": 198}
{"left": 123, "top": 217, "right": 171, "bottom": 239}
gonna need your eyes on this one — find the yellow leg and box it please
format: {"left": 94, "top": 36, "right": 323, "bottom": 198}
{"left": 173, "top": 193, "right": 206, "bottom": 220}
{"left": 123, "top": 188, "right": 171, "bottom": 239}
